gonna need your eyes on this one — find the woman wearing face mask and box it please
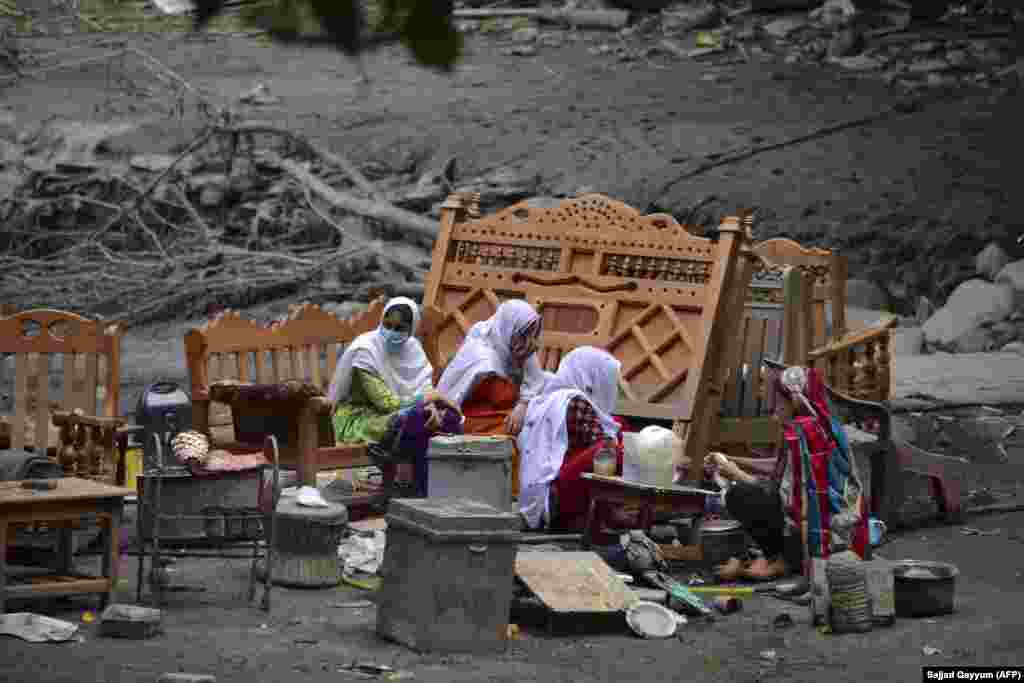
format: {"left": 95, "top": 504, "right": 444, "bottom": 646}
{"left": 436, "top": 299, "right": 547, "bottom": 437}
{"left": 327, "top": 297, "right": 462, "bottom": 496}
{"left": 516, "top": 347, "right": 633, "bottom": 532}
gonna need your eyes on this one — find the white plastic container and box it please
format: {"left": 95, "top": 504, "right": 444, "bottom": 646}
{"left": 426, "top": 435, "right": 514, "bottom": 511}
{"left": 622, "top": 426, "right": 678, "bottom": 487}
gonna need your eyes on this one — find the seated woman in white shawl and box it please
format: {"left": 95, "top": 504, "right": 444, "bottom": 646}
{"left": 517, "top": 346, "right": 632, "bottom": 532}
{"left": 327, "top": 297, "right": 462, "bottom": 496}
{"left": 436, "top": 299, "right": 548, "bottom": 437}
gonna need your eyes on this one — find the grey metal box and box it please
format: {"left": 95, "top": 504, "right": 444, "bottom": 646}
{"left": 426, "top": 436, "right": 514, "bottom": 512}
{"left": 376, "top": 498, "right": 521, "bottom": 654}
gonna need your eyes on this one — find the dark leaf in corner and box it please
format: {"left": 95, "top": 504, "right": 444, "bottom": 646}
{"left": 191, "top": 0, "right": 226, "bottom": 29}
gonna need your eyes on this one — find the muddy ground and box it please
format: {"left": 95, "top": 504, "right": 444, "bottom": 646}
{"left": 1, "top": 506, "right": 1022, "bottom": 683}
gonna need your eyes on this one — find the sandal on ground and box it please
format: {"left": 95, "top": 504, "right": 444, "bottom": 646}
{"left": 715, "top": 556, "right": 747, "bottom": 582}
{"left": 742, "top": 557, "right": 789, "bottom": 582}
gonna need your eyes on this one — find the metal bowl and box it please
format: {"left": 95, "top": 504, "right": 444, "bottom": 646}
{"left": 892, "top": 560, "right": 959, "bottom": 618}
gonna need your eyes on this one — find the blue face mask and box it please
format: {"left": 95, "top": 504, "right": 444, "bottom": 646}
{"left": 380, "top": 327, "right": 410, "bottom": 353}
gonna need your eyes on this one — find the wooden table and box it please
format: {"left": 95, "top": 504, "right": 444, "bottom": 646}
{"left": 580, "top": 473, "right": 713, "bottom": 548}
{"left": 0, "top": 478, "right": 134, "bottom": 613}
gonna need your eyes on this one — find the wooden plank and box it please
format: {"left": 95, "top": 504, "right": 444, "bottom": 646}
{"left": 743, "top": 317, "right": 768, "bottom": 418}
{"left": 309, "top": 345, "right": 323, "bottom": 390}
{"left": 81, "top": 351, "right": 97, "bottom": 416}
{"left": 0, "top": 478, "right": 133, "bottom": 504}
{"left": 254, "top": 349, "right": 268, "bottom": 384}
{"left": 11, "top": 353, "right": 29, "bottom": 450}
{"left": 515, "top": 551, "right": 637, "bottom": 614}
{"left": 33, "top": 353, "right": 50, "bottom": 452}
{"left": 236, "top": 351, "right": 250, "bottom": 383}
{"left": 325, "top": 344, "right": 339, "bottom": 390}
{"left": 272, "top": 349, "right": 288, "bottom": 382}
{"left": 713, "top": 416, "right": 782, "bottom": 448}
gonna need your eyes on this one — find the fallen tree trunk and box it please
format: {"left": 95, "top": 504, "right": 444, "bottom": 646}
{"left": 271, "top": 155, "right": 440, "bottom": 242}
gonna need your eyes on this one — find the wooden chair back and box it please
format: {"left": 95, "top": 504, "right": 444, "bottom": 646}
{"left": 713, "top": 266, "right": 815, "bottom": 458}
{"left": 750, "top": 237, "right": 848, "bottom": 348}
{"left": 421, "top": 192, "right": 755, "bottom": 470}
{"left": 0, "top": 309, "right": 122, "bottom": 456}
{"left": 184, "top": 300, "right": 392, "bottom": 436}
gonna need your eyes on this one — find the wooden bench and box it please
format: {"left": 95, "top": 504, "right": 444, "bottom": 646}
{"left": 0, "top": 309, "right": 126, "bottom": 484}
{"left": 184, "top": 300, "right": 406, "bottom": 488}
{"left": 420, "top": 192, "right": 756, "bottom": 473}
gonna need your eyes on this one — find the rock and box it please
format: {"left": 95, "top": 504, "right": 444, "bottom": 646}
{"left": 921, "top": 294, "right": 937, "bottom": 325}
{"left": 846, "top": 278, "right": 889, "bottom": 310}
{"left": 911, "top": 41, "right": 939, "bottom": 54}
{"left": 834, "top": 54, "right": 883, "bottom": 71}
{"left": 237, "top": 83, "right": 280, "bottom": 106}
{"left": 953, "top": 326, "right": 998, "bottom": 353}
{"left": 891, "top": 327, "right": 924, "bottom": 356}
{"left": 512, "top": 27, "right": 539, "bottom": 43}
{"left": 1001, "top": 341, "right": 1024, "bottom": 355}
{"left": 975, "top": 242, "right": 1010, "bottom": 280}
{"left": 763, "top": 17, "right": 808, "bottom": 40}
{"left": 811, "top": 0, "right": 859, "bottom": 28}
{"left": 198, "top": 184, "right": 225, "bottom": 208}
{"left": 158, "top": 676, "right": 216, "bottom": 683}
{"left": 908, "top": 59, "right": 950, "bottom": 74}
{"left": 501, "top": 44, "right": 537, "bottom": 57}
{"left": 828, "top": 28, "right": 863, "bottom": 59}
{"left": 946, "top": 49, "right": 969, "bottom": 68}
{"left": 995, "top": 259, "right": 1024, "bottom": 308}
{"left": 921, "top": 279, "right": 1016, "bottom": 346}
{"left": 990, "top": 320, "right": 1018, "bottom": 346}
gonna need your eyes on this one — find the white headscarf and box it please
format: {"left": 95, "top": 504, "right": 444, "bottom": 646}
{"left": 326, "top": 297, "right": 434, "bottom": 404}
{"left": 436, "top": 299, "right": 547, "bottom": 408}
{"left": 517, "top": 346, "right": 621, "bottom": 529}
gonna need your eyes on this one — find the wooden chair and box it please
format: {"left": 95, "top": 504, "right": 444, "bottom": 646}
{"left": 750, "top": 237, "right": 898, "bottom": 403}
{"left": 0, "top": 309, "right": 126, "bottom": 484}
{"left": 184, "top": 300, "right": 412, "bottom": 492}
{"left": 420, "top": 192, "right": 756, "bottom": 478}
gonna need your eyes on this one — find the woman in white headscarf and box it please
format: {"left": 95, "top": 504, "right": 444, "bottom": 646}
{"left": 516, "top": 346, "right": 627, "bottom": 531}
{"left": 436, "top": 299, "right": 548, "bottom": 437}
{"left": 328, "top": 297, "right": 462, "bottom": 496}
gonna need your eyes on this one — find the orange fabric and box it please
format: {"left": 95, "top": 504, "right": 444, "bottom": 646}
{"left": 462, "top": 375, "right": 521, "bottom": 497}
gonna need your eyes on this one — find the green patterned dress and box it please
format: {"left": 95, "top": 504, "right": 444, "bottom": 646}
{"left": 332, "top": 368, "right": 430, "bottom": 443}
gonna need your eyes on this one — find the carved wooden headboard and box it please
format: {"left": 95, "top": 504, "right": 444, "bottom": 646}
{"left": 420, "top": 192, "right": 756, "bottom": 469}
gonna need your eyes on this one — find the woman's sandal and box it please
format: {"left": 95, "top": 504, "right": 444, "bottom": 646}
{"left": 715, "top": 557, "right": 748, "bottom": 582}
{"left": 742, "top": 557, "right": 789, "bottom": 582}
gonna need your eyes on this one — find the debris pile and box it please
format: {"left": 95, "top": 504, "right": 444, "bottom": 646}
{"left": 0, "top": 48, "right": 546, "bottom": 325}
{"left": 467, "top": 0, "right": 1022, "bottom": 92}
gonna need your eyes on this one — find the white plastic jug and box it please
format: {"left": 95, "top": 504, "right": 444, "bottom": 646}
{"left": 622, "top": 426, "right": 679, "bottom": 487}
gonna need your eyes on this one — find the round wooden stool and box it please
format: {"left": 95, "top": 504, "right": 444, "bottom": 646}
{"left": 269, "top": 498, "right": 348, "bottom": 588}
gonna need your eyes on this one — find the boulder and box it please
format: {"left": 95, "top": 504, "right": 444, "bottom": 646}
{"left": 890, "top": 327, "right": 924, "bottom": 356}
{"left": 845, "top": 278, "right": 889, "bottom": 310}
{"left": 921, "top": 278, "right": 1015, "bottom": 346}
{"left": 1001, "top": 341, "right": 1024, "bottom": 356}
{"left": 975, "top": 242, "right": 1010, "bottom": 281}
{"left": 995, "top": 259, "right": 1024, "bottom": 308}
{"left": 952, "top": 327, "right": 998, "bottom": 353}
